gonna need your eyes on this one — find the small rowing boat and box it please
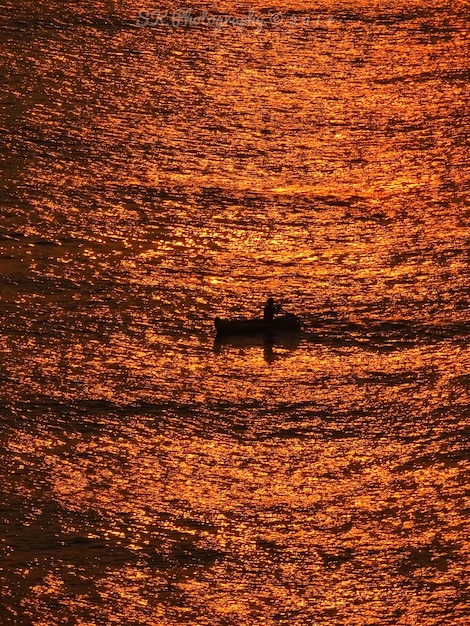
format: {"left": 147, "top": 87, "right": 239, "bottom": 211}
{"left": 214, "top": 313, "right": 301, "bottom": 337}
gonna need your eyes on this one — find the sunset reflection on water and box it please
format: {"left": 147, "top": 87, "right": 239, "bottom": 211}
{"left": 1, "top": 0, "right": 469, "bottom": 624}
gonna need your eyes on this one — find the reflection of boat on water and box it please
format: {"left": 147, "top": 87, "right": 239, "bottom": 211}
{"left": 213, "top": 332, "right": 301, "bottom": 350}
{"left": 213, "top": 323, "right": 301, "bottom": 363}
{"left": 214, "top": 313, "right": 302, "bottom": 337}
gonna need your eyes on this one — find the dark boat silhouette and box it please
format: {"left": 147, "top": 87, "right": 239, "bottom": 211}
{"left": 214, "top": 313, "right": 302, "bottom": 337}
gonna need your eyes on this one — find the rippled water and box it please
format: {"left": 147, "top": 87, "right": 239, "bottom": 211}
{"left": 1, "top": 0, "right": 469, "bottom": 624}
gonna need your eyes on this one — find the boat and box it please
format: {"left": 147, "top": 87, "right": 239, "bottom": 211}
{"left": 214, "top": 313, "right": 302, "bottom": 337}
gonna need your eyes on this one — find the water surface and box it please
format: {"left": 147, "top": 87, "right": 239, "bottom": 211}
{"left": 1, "top": 0, "right": 469, "bottom": 624}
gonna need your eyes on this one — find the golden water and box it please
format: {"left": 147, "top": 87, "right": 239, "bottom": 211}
{"left": 1, "top": 1, "right": 469, "bottom": 624}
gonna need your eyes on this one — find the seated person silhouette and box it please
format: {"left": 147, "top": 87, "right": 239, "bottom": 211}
{"left": 263, "top": 297, "right": 282, "bottom": 322}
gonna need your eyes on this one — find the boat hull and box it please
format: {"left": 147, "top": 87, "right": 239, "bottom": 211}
{"left": 214, "top": 314, "right": 301, "bottom": 336}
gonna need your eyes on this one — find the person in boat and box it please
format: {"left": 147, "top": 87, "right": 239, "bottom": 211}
{"left": 263, "top": 297, "right": 282, "bottom": 323}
